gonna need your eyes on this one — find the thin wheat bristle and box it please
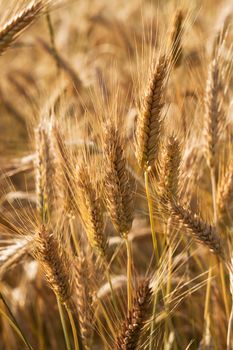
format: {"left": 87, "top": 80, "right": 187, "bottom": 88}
{"left": 170, "top": 9, "right": 183, "bottom": 67}
{"left": 204, "top": 58, "right": 223, "bottom": 169}
{"left": 34, "top": 225, "right": 75, "bottom": 307}
{"left": 135, "top": 55, "right": 168, "bottom": 170}
{"left": 77, "top": 163, "right": 107, "bottom": 257}
{"left": 0, "top": 1, "right": 45, "bottom": 56}
{"left": 159, "top": 135, "right": 181, "bottom": 204}
{"left": 75, "top": 253, "right": 93, "bottom": 350}
{"left": 103, "top": 124, "right": 134, "bottom": 237}
{"left": 116, "top": 279, "right": 152, "bottom": 350}
{"left": 170, "top": 202, "right": 225, "bottom": 259}
{"left": 0, "top": 237, "right": 32, "bottom": 278}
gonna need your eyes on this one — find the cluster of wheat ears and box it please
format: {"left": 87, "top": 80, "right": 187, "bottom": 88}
{"left": 0, "top": 0, "right": 233, "bottom": 349}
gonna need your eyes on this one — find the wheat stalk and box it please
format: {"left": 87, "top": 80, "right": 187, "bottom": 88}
{"left": 217, "top": 160, "right": 233, "bottom": 229}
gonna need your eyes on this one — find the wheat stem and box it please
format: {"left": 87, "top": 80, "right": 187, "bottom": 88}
{"left": 227, "top": 301, "right": 233, "bottom": 350}
{"left": 57, "top": 298, "right": 71, "bottom": 350}
{"left": 104, "top": 260, "right": 118, "bottom": 316}
{"left": 210, "top": 167, "right": 230, "bottom": 320}
{"left": 220, "top": 261, "right": 230, "bottom": 318}
{"left": 67, "top": 309, "right": 80, "bottom": 350}
{"left": 145, "top": 170, "right": 159, "bottom": 260}
{"left": 0, "top": 292, "right": 33, "bottom": 350}
{"left": 125, "top": 237, "right": 133, "bottom": 313}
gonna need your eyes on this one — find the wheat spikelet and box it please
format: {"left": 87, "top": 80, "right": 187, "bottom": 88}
{"left": 170, "top": 203, "right": 225, "bottom": 259}
{"left": 103, "top": 124, "right": 134, "bottom": 237}
{"left": 116, "top": 279, "right": 152, "bottom": 350}
{"left": 159, "top": 135, "right": 181, "bottom": 204}
{"left": 75, "top": 253, "right": 93, "bottom": 350}
{"left": 204, "top": 58, "right": 223, "bottom": 169}
{"left": 135, "top": 55, "right": 168, "bottom": 170}
{"left": 77, "top": 163, "right": 107, "bottom": 257}
{"left": 34, "top": 225, "right": 75, "bottom": 307}
{"left": 0, "top": 1, "right": 46, "bottom": 56}
{"left": 170, "top": 9, "right": 183, "bottom": 67}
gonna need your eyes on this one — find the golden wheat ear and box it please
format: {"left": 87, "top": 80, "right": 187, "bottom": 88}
{"left": 204, "top": 58, "right": 224, "bottom": 170}
{"left": 103, "top": 123, "right": 134, "bottom": 238}
{"left": 158, "top": 135, "right": 181, "bottom": 205}
{"left": 77, "top": 163, "right": 108, "bottom": 258}
{"left": 34, "top": 225, "right": 75, "bottom": 307}
{"left": 0, "top": 1, "right": 48, "bottom": 56}
{"left": 170, "top": 202, "right": 225, "bottom": 260}
{"left": 169, "top": 9, "right": 184, "bottom": 67}
{"left": 135, "top": 54, "right": 169, "bottom": 171}
{"left": 116, "top": 279, "right": 152, "bottom": 350}
{"left": 75, "top": 253, "right": 94, "bottom": 350}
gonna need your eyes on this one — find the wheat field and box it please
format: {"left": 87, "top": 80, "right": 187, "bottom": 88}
{"left": 0, "top": 0, "right": 233, "bottom": 349}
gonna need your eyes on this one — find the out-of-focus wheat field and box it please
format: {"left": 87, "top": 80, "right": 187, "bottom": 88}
{"left": 0, "top": 0, "right": 233, "bottom": 349}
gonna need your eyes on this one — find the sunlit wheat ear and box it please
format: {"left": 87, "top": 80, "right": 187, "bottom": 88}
{"left": 0, "top": 1, "right": 47, "bottom": 56}
{"left": 170, "top": 202, "right": 225, "bottom": 259}
{"left": 75, "top": 253, "right": 93, "bottom": 350}
{"left": 103, "top": 123, "right": 134, "bottom": 237}
{"left": 169, "top": 9, "right": 183, "bottom": 67}
{"left": 34, "top": 225, "right": 75, "bottom": 308}
{"left": 77, "top": 163, "right": 108, "bottom": 258}
{"left": 217, "top": 160, "right": 233, "bottom": 229}
{"left": 116, "top": 279, "right": 152, "bottom": 350}
{"left": 52, "top": 125, "right": 77, "bottom": 213}
{"left": 35, "top": 125, "right": 47, "bottom": 223}
{"left": 204, "top": 58, "right": 224, "bottom": 169}
{"left": 158, "top": 135, "right": 181, "bottom": 205}
{"left": 35, "top": 123, "right": 62, "bottom": 223}
{"left": 135, "top": 55, "right": 169, "bottom": 171}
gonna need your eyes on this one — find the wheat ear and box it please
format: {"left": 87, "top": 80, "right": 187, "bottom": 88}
{"left": 0, "top": 1, "right": 46, "bottom": 56}
{"left": 103, "top": 123, "right": 134, "bottom": 237}
{"left": 34, "top": 226, "right": 75, "bottom": 306}
{"left": 159, "top": 135, "right": 181, "bottom": 204}
{"left": 204, "top": 58, "right": 223, "bottom": 170}
{"left": 135, "top": 55, "right": 168, "bottom": 170}
{"left": 77, "top": 163, "right": 107, "bottom": 258}
{"left": 170, "top": 9, "right": 183, "bottom": 67}
{"left": 116, "top": 279, "right": 152, "bottom": 350}
{"left": 170, "top": 202, "right": 225, "bottom": 259}
{"left": 75, "top": 253, "right": 93, "bottom": 350}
